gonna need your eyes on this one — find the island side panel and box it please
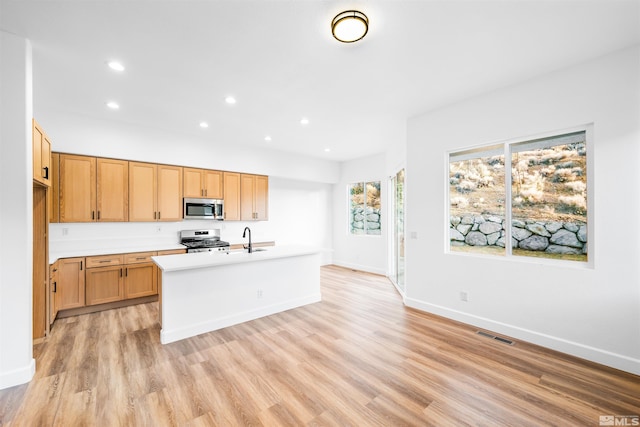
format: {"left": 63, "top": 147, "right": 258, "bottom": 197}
{"left": 160, "top": 253, "right": 321, "bottom": 344}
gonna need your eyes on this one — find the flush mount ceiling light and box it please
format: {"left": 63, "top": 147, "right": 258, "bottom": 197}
{"left": 106, "top": 101, "right": 120, "bottom": 110}
{"left": 331, "top": 10, "right": 368, "bottom": 43}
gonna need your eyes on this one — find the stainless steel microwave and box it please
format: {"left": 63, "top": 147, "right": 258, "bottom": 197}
{"left": 183, "top": 198, "right": 224, "bottom": 220}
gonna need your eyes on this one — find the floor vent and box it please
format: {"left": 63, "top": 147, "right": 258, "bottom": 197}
{"left": 476, "top": 331, "right": 514, "bottom": 345}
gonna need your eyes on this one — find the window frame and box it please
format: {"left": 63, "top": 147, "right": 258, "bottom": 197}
{"left": 348, "top": 181, "right": 382, "bottom": 236}
{"left": 446, "top": 125, "right": 593, "bottom": 268}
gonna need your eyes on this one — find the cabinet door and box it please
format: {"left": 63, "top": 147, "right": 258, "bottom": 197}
{"left": 240, "top": 174, "right": 255, "bottom": 220}
{"left": 59, "top": 154, "right": 96, "bottom": 222}
{"left": 86, "top": 265, "right": 124, "bottom": 306}
{"left": 49, "top": 263, "right": 59, "bottom": 325}
{"left": 183, "top": 168, "right": 204, "bottom": 198}
{"left": 57, "top": 257, "right": 85, "bottom": 310}
{"left": 124, "top": 263, "right": 157, "bottom": 299}
{"left": 223, "top": 172, "right": 241, "bottom": 220}
{"left": 204, "top": 170, "right": 224, "bottom": 199}
{"left": 129, "top": 162, "right": 157, "bottom": 221}
{"left": 49, "top": 153, "right": 59, "bottom": 223}
{"left": 254, "top": 175, "right": 269, "bottom": 220}
{"left": 97, "top": 158, "right": 128, "bottom": 222}
{"left": 32, "top": 119, "right": 51, "bottom": 186}
{"left": 157, "top": 165, "right": 183, "bottom": 221}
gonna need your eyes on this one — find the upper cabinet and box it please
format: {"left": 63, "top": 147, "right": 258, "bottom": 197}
{"left": 240, "top": 174, "right": 269, "bottom": 221}
{"left": 183, "top": 168, "right": 223, "bottom": 199}
{"left": 223, "top": 172, "right": 241, "bottom": 220}
{"left": 32, "top": 119, "right": 52, "bottom": 187}
{"left": 129, "top": 162, "right": 182, "bottom": 222}
{"left": 59, "top": 154, "right": 128, "bottom": 222}
{"left": 53, "top": 151, "right": 265, "bottom": 223}
{"left": 97, "top": 158, "right": 129, "bottom": 222}
{"left": 49, "top": 153, "right": 60, "bottom": 222}
{"left": 59, "top": 154, "right": 96, "bottom": 222}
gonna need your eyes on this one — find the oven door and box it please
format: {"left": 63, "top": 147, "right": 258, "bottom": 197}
{"left": 183, "top": 198, "right": 223, "bottom": 220}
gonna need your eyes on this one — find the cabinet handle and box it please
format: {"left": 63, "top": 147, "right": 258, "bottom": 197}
{"left": 97, "top": 211, "right": 101, "bottom": 220}
{"left": 154, "top": 211, "right": 157, "bottom": 220}
{"left": 158, "top": 211, "right": 161, "bottom": 220}
{"left": 136, "top": 257, "right": 146, "bottom": 260}
{"left": 205, "top": 189, "right": 208, "bottom": 197}
{"left": 92, "top": 211, "right": 95, "bottom": 220}
{"left": 125, "top": 268, "right": 128, "bottom": 277}
{"left": 53, "top": 282, "right": 57, "bottom": 293}
{"left": 120, "top": 268, "right": 123, "bottom": 277}
{"left": 99, "top": 260, "right": 110, "bottom": 263}
{"left": 201, "top": 189, "right": 204, "bottom": 197}
{"left": 80, "top": 261, "right": 83, "bottom": 270}
{"left": 43, "top": 166, "right": 49, "bottom": 180}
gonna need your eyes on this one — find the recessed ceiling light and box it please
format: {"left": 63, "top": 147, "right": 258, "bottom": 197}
{"left": 107, "top": 61, "right": 125, "bottom": 72}
{"left": 264, "top": 136, "right": 272, "bottom": 142}
{"left": 225, "top": 96, "right": 236, "bottom": 105}
{"left": 106, "top": 101, "right": 120, "bottom": 110}
{"left": 324, "top": 148, "right": 331, "bottom": 152}
{"left": 300, "top": 118, "right": 310, "bottom": 125}
{"left": 200, "top": 122, "right": 209, "bottom": 128}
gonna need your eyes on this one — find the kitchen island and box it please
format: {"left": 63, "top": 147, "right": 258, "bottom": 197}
{"left": 152, "top": 246, "right": 323, "bottom": 344}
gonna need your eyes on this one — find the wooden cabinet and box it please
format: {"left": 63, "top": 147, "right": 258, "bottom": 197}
{"left": 183, "top": 168, "right": 223, "bottom": 199}
{"left": 57, "top": 257, "right": 85, "bottom": 310}
{"left": 129, "top": 162, "right": 183, "bottom": 221}
{"left": 124, "top": 263, "right": 157, "bottom": 299}
{"left": 97, "top": 158, "right": 128, "bottom": 221}
{"left": 59, "top": 155, "right": 128, "bottom": 222}
{"left": 49, "top": 153, "right": 59, "bottom": 223}
{"left": 241, "top": 174, "right": 269, "bottom": 220}
{"left": 158, "top": 165, "right": 183, "bottom": 221}
{"left": 32, "top": 119, "right": 52, "bottom": 187}
{"left": 223, "top": 172, "right": 241, "bottom": 220}
{"left": 86, "top": 265, "right": 124, "bottom": 306}
{"left": 59, "top": 154, "right": 96, "bottom": 222}
{"left": 49, "top": 263, "right": 59, "bottom": 325}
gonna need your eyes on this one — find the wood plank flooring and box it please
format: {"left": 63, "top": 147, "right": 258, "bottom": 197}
{"left": 1, "top": 265, "right": 639, "bottom": 426}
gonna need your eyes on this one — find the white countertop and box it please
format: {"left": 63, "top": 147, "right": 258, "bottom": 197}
{"left": 152, "top": 245, "right": 326, "bottom": 272}
{"left": 50, "top": 242, "right": 186, "bottom": 264}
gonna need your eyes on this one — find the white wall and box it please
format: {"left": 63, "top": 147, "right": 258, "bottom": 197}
{"left": 0, "top": 31, "right": 35, "bottom": 389}
{"left": 36, "top": 110, "right": 339, "bottom": 184}
{"left": 332, "top": 153, "right": 388, "bottom": 275}
{"left": 405, "top": 46, "right": 640, "bottom": 374}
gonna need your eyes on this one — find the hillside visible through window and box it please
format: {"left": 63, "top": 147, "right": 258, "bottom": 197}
{"left": 449, "top": 131, "right": 588, "bottom": 262}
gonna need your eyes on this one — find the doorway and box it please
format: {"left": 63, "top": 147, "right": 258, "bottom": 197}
{"left": 390, "top": 169, "right": 405, "bottom": 293}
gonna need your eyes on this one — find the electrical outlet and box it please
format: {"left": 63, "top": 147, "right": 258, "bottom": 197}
{"left": 62, "top": 228, "right": 69, "bottom": 236}
{"left": 460, "top": 291, "right": 468, "bottom": 302}
{"left": 257, "top": 289, "right": 263, "bottom": 299}
{"left": 156, "top": 226, "right": 162, "bottom": 233}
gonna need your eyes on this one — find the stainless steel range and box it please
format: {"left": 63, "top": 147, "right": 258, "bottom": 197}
{"left": 180, "top": 229, "right": 230, "bottom": 253}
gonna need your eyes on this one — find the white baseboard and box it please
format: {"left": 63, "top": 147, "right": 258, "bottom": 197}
{"left": 161, "top": 294, "right": 321, "bottom": 344}
{"left": 0, "top": 358, "right": 35, "bottom": 390}
{"left": 405, "top": 297, "right": 640, "bottom": 376}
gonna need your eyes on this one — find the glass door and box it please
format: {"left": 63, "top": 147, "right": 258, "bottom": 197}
{"left": 391, "top": 169, "right": 405, "bottom": 292}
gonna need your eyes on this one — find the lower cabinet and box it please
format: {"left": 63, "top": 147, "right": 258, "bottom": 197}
{"left": 86, "top": 264, "right": 124, "bottom": 306}
{"left": 52, "top": 249, "right": 185, "bottom": 321}
{"left": 56, "top": 257, "right": 86, "bottom": 311}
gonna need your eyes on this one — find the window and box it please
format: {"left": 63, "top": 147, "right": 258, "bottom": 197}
{"left": 349, "top": 181, "right": 381, "bottom": 235}
{"left": 449, "top": 130, "right": 588, "bottom": 262}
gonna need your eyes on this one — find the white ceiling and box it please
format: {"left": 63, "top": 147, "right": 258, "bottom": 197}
{"left": 2, "top": 0, "right": 639, "bottom": 162}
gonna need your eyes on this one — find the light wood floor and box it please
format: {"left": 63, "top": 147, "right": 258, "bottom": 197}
{"left": 1, "top": 265, "right": 639, "bottom": 426}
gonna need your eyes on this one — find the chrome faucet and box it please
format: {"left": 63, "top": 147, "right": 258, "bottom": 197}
{"left": 242, "top": 227, "right": 252, "bottom": 253}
